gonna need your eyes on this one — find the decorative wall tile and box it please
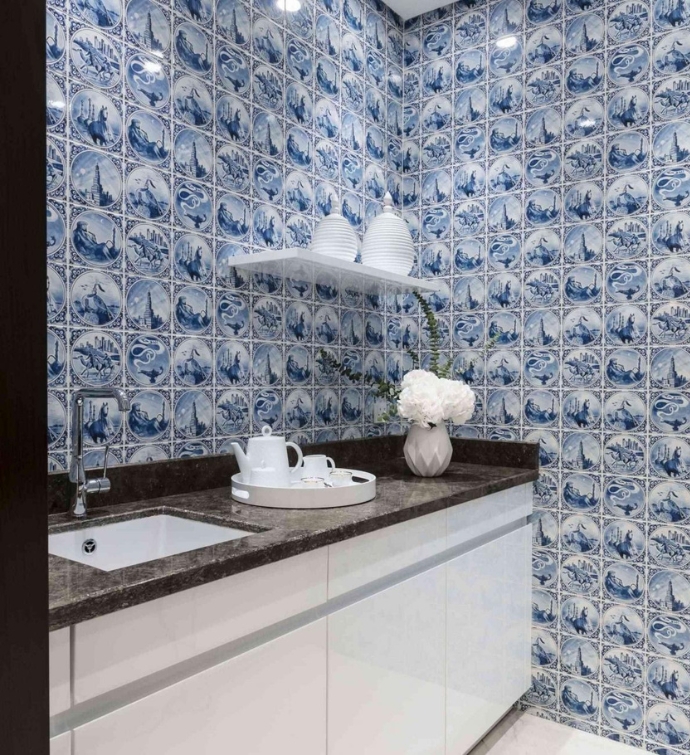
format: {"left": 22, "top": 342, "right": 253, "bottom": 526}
{"left": 46, "top": 0, "right": 690, "bottom": 749}
{"left": 47, "top": 0, "right": 408, "bottom": 471}
{"left": 403, "top": 0, "right": 690, "bottom": 749}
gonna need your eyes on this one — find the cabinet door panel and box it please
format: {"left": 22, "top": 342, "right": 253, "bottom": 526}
{"left": 49, "top": 627, "right": 70, "bottom": 716}
{"left": 328, "top": 566, "right": 446, "bottom": 755}
{"left": 74, "top": 621, "right": 327, "bottom": 755}
{"left": 446, "top": 525, "right": 531, "bottom": 754}
{"left": 328, "top": 509, "right": 446, "bottom": 598}
{"left": 50, "top": 732, "right": 71, "bottom": 755}
{"left": 74, "top": 548, "right": 327, "bottom": 702}
{"left": 447, "top": 484, "right": 532, "bottom": 550}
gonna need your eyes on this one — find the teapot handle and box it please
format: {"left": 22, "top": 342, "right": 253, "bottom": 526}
{"left": 286, "top": 442, "right": 303, "bottom": 472}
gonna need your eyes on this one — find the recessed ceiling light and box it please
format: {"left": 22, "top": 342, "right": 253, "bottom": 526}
{"left": 276, "top": 0, "right": 301, "bottom": 11}
{"left": 496, "top": 35, "right": 518, "bottom": 49}
{"left": 143, "top": 59, "right": 162, "bottom": 74}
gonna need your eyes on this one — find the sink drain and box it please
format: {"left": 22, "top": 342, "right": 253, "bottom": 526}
{"left": 82, "top": 538, "right": 97, "bottom": 555}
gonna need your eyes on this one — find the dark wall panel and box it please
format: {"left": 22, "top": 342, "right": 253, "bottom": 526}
{"left": 0, "top": 2, "right": 49, "bottom": 753}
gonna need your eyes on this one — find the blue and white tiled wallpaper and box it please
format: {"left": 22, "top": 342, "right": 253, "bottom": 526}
{"left": 402, "top": 0, "right": 690, "bottom": 751}
{"left": 46, "top": 0, "right": 409, "bottom": 470}
{"left": 45, "top": 0, "right": 690, "bottom": 750}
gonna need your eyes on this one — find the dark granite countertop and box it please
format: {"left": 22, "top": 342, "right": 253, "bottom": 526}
{"left": 48, "top": 438, "right": 538, "bottom": 631}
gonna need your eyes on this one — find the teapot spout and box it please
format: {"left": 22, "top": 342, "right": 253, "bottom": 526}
{"left": 230, "top": 443, "right": 251, "bottom": 481}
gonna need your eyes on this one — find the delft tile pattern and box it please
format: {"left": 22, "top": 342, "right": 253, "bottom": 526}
{"left": 46, "top": 0, "right": 409, "bottom": 471}
{"left": 44, "top": 0, "right": 690, "bottom": 750}
{"left": 402, "top": 0, "right": 690, "bottom": 751}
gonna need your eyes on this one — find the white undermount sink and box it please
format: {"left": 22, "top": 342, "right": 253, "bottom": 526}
{"left": 49, "top": 514, "right": 252, "bottom": 572}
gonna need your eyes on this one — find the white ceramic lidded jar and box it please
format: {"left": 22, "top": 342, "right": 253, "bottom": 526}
{"left": 361, "top": 192, "right": 415, "bottom": 276}
{"left": 310, "top": 200, "right": 359, "bottom": 262}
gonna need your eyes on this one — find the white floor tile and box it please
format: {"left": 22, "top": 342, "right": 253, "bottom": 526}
{"left": 467, "top": 711, "right": 641, "bottom": 755}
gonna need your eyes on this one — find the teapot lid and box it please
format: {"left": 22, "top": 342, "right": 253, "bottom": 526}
{"left": 254, "top": 425, "right": 283, "bottom": 441}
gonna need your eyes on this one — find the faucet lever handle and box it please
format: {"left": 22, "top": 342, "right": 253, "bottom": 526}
{"left": 101, "top": 444, "right": 110, "bottom": 479}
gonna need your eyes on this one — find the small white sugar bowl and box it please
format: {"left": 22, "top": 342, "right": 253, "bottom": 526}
{"left": 310, "top": 200, "right": 359, "bottom": 262}
{"left": 361, "top": 192, "right": 415, "bottom": 276}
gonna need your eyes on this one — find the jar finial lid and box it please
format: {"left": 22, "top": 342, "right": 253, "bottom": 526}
{"left": 382, "top": 192, "right": 394, "bottom": 213}
{"left": 328, "top": 197, "right": 341, "bottom": 215}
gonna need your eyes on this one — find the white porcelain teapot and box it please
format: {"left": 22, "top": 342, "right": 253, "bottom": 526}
{"left": 230, "top": 426, "right": 303, "bottom": 487}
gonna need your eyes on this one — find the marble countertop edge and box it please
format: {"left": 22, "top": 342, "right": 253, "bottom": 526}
{"left": 49, "top": 459, "right": 538, "bottom": 631}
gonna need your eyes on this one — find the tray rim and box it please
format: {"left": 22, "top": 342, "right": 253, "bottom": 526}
{"left": 230, "top": 470, "right": 377, "bottom": 509}
{"left": 231, "top": 469, "right": 375, "bottom": 489}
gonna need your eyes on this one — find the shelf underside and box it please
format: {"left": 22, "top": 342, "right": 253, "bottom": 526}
{"left": 229, "top": 248, "right": 442, "bottom": 295}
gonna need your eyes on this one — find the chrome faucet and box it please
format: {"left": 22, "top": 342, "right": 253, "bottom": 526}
{"left": 69, "top": 388, "right": 131, "bottom": 518}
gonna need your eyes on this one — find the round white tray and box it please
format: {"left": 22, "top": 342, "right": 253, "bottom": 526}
{"left": 230, "top": 470, "right": 376, "bottom": 509}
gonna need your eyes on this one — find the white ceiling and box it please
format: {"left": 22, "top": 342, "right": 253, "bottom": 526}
{"left": 382, "top": 0, "right": 452, "bottom": 21}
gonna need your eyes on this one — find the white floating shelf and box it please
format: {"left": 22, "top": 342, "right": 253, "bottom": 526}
{"left": 229, "top": 248, "right": 442, "bottom": 295}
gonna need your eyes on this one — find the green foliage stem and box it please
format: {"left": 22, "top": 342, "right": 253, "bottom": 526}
{"left": 319, "top": 290, "right": 497, "bottom": 422}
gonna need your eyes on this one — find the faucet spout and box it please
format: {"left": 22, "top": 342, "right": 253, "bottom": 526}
{"left": 74, "top": 386, "right": 130, "bottom": 412}
{"left": 111, "top": 387, "right": 131, "bottom": 412}
{"left": 69, "top": 388, "right": 130, "bottom": 518}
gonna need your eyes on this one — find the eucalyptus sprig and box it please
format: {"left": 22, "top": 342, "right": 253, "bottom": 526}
{"left": 412, "top": 290, "right": 449, "bottom": 379}
{"left": 482, "top": 332, "right": 501, "bottom": 354}
{"left": 320, "top": 289, "right": 497, "bottom": 423}
{"left": 318, "top": 349, "right": 399, "bottom": 400}
{"left": 317, "top": 349, "right": 402, "bottom": 423}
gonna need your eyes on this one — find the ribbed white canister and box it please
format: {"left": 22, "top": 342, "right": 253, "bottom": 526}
{"left": 310, "top": 200, "right": 359, "bottom": 262}
{"left": 361, "top": 192, "right": 415, "bottom": 276}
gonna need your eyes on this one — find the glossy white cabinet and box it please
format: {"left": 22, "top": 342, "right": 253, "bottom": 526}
{"left": 447, "top": 485, "right": 531, "bottom": 549}
{"left": 446, "top": 525, "right": 532, "bottom": 754}
{"left": 328, "top": 564, "right": 446, "bottom": 755}
{"left": 74, "top": 548, "right": 327, "bottom": 701}
{"left": 49, "top": 627, "right": 70, "bottom": 716}
{"left": 73, "top": 619, "right": 328, "bottom": 755}
{"left": 328, "top": 509, "right": 446, "bottom": 597}
{"left": 50, "top": 732, "right": 71, "bottom": 755}
{"left": 54, "top": 485, "right": 532, "bottom": 755}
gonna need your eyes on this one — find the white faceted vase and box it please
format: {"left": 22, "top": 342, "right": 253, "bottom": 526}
{"left": 404, "top": 423, "right": 452, "bottom": 478}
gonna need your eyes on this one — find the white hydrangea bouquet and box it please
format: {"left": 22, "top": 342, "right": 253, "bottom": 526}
{"left": 397, "top": 370, "right": 475, "bottom": 428}
{"left": 320, "top": 292, "right": 477, "bottom": 477}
